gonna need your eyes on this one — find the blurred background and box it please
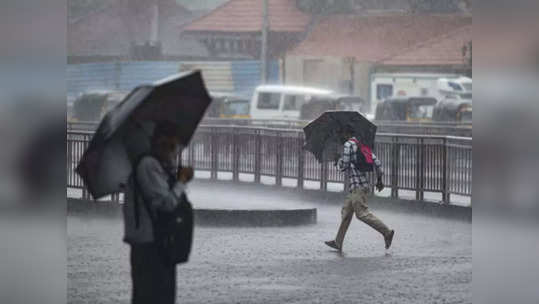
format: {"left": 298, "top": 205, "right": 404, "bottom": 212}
{"left": 1, "top": 0, "right": 539, "bottom": 303}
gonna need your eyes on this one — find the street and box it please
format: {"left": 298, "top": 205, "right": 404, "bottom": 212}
{"left": 68, "top": 183, "right": 471, "bottom": 304}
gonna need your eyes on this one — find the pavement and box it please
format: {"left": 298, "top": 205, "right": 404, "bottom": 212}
{"left": 68, "top": 182, "right": 471, "bottom": 304}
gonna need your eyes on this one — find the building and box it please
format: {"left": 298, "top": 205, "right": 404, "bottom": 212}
{"left": 180, "top": 0, "right": 311, "bottom": 60}
{"left": 68, "top": 0, "right": 207, "bottom": 63}
{"left": 284, "top": 13, "right": 472, "bottom": 105}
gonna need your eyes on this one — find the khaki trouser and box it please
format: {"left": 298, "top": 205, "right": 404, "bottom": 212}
{"left": 335, "top": 188, "right": 391, "bottom": 250}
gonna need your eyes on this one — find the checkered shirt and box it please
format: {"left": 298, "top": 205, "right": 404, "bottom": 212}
{"left": 337, "top": 137, "right": 383, "bottom": 192}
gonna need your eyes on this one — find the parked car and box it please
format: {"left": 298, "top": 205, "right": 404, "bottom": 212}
{"left": 432, "top": 99, "right": 472, "bottom": 122}
{"left": 250, "top": 85, "right": 333, "bottom": 120}
{"left": 70, "top": 90, "right": 127, "bottom": 122}
{"left": 375, "top": 97, "right": 437, "bottom": 122}
{"left": 300, "top": 95, "right": 368, "bottom": 121}
{"left": 206, "top": 92, "right": 250, "bottom": 119}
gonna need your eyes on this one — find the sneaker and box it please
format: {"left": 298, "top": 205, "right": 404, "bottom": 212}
{"left": 325, "top": 240, "right": 341, "bottom": 251}
{"left": 384, "top": 230, "right": 395, "bottom": 250}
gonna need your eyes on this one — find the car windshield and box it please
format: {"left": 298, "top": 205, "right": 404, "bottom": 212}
{"left": 408, "top": 104, "right": 434, "bottom": 119}
{"left": 223, "top": 100, "right": 249, "bottom": 115}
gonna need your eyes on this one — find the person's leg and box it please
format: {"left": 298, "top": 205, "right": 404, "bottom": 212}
{"left": 156, "top": 262, "right": 176, "bottom": 304}
{"left": 353, "top": 189, "right": 392, "bottom": 238}
{"left": 335, "top": 194, "right": 355, "bottom": 250}
{"left": 130, "top": 244, "right": 156, "bottom": 304}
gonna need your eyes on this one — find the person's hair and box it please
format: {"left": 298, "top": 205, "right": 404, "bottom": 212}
{"left": 152, "top": 122, "right": 180, "bottom": 144}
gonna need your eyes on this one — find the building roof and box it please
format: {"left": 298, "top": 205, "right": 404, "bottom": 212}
{"left": 380, "top": 25, "right": 471, "bottom": 66}
{"left": 288, "top": 14, "right": 471, "bottom": 62}
{"left": 182, "top": 0, "right": 311, "bottom": 33}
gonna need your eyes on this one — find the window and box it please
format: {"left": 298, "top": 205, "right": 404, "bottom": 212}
{"left": 376, "top": 84, "right": 393, "bottom": 100}
{"left": 223, "top": 100, "right": 249, "bottom": 115}
{"left": 460, "top": 93, "right": 472, "bottom": 99}
{"left": 257, "top": 92, "right": 280, "bottom": 109}
{"left": 283, "top": 95, "right": 307, "bottom": 111}
{"left": 448, "top": 82, "right": 463, "bottom": 91}
{"left": 408, "top": 105, "right": 434, "bottom": 119}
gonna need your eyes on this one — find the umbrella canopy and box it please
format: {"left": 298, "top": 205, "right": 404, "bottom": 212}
{"left": 303, "top": 111, "right": 377, "bottom": 163}
{"left": 76, "top": 71, "right": 212, "bottom": 199}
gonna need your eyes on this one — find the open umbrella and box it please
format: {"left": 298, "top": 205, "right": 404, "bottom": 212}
{"left": 76, "top": 71, "right": 212, "bottom": 199}
{"left": 303, "top": 111, "right": 376, "bottom": 163}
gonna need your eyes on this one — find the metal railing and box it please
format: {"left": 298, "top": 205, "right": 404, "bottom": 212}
{"left": 67, "top": 126, "right": 471, "bottom": 204}
{"left": 68, "top": 119, "right": 472, "bottom": 136}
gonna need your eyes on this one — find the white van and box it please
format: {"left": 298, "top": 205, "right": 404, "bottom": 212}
{"left": 249, "top": 85, "right": 333, "bottom": 120}
{"left": 370, "top": 73, "right": 469, "bottom": 113}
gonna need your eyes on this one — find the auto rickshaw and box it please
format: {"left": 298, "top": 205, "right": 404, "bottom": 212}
{"left": 374, "top": 97, "right": 437, "bottom": 122}
{"left": 432, "top": 100, "right": 472, "bottom": 122}
{"left": 206, "top": 92, "right": 250, "bottom": 119}
{"left": 70, "top": 91, "right": 127, "bottom": 122}
{"left": 300, "top": 95, "right": 368, "bottom": 121}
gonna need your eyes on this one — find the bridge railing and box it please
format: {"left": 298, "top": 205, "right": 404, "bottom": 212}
{"left": 67, "top": 118, "right": 472, "bottom": 136}
{"left": 67, "top": 126, "right": 471, "bottom": 204}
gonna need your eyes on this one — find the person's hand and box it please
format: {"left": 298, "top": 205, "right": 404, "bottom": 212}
{"left": 375, "top": 177, "right": 384, "bottom": 192}
{"left": 177, "top": 167, "right": 194, "bottom": 183}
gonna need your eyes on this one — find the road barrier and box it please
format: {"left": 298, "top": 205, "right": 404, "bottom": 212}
{"left": 67, "top": 126, "right": 471, "bottom": 204}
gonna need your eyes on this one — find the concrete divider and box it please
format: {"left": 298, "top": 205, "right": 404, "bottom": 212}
{"left": 67, "top": 198, "right": 317, "bottom": 227}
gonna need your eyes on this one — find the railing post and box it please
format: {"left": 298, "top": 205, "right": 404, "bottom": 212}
{"left": 442, "top": 137, "right": 450, "bottom": 204}
{"left": 254, "top": 130, "right": 261, "bottom": 183}
{"left": 297, "top": 134, "right": 304, "bottom": 190}
{"left": 210, "top": 129, "right": 218, "bottom": 180}
{"left": 391, "top": 136, "right": 399, "bottom": 199}
{"left": 187, "top": 139, "right": 194, "bottom": 168}
{"left": 321, "top": 160, "right": 328, "bottom": 191}
{"left": 416, "top": 138, "right": 425, "bottom": 201}
{"left": 67, "top": 135, "right": 72, "bottom": 187}
{"left": 276, "top": 132, "right": 283, "bottom": 186}
{"left": 232, "top": 128, "right": 239, "bottom": 182}
{"left": 81, "top": 136, "right": 92, "bottom": 201}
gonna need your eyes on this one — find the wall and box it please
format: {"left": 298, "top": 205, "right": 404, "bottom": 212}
{"left": 67, "top": 60, "right": 280, "bottom": 100}
{"left": 284, "top": 55, "right": 373, "bottom": 102}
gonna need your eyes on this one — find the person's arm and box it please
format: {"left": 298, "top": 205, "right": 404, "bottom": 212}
{"left": 338, "top": 141, "right": 352, "bottom": 172}
{"left": 372, "top": 152, "right": 384, "bottom": 179}
{"left": 372, "top": 152, "right": 385, "bottom": 191}
{"left": 136, "top": 157, "right": 185, "bottom": 212}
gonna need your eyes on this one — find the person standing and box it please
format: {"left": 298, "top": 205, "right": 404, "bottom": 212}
{"left": 123, "top": 123, "right": 194, "bottom": 304}
{"left": 325, "top": 130, "right": 394, "bottom": 252}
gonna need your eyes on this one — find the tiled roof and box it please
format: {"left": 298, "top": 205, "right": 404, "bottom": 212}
{"left": 288, "top": 14, "right": 471, "bottom": 62}
{"left": 182, "top": 0, "right": 310, "bottom": 32}
{"left": 380, "top": 25, "right": 471, "bottom": 66}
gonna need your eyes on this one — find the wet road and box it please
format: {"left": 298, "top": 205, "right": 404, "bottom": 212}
{"left": 68, "top": 183, "right": 471, "bottom": 304}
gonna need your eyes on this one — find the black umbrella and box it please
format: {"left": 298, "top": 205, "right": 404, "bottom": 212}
{"left": 76, "top": 71, "right": 212, "bottom": 199}
{"left": 303, "top": 111, "right": 377, "bottom": 163}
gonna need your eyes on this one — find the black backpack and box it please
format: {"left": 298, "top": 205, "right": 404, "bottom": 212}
{"left": 133, "top": 154, "right": 194, "bottom": 266}
{"left": 349, "top": 138, "right": 374, "bottom": 172}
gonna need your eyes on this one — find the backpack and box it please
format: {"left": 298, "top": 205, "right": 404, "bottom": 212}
{"left": 133, "top": 154, "right": 194, "bottom": 266}
{"left": 349, "top": 138, "right": 374, "bottom": 172}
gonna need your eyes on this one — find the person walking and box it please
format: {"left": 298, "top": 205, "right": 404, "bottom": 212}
{"left": 325, "top": 129, "right": 395, "bottom": 252}
{"left": 123, "top": 122, "right": 194, "bottom": 304}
